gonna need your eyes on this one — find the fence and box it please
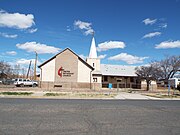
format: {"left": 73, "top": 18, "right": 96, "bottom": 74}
{"left": 102, "top": 82, "right": 141, "bottom": 89}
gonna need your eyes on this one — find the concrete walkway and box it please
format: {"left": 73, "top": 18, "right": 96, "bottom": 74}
{"left": 115, "top": 92, "right": 160, "bottom": 100}
{"left": 3, "top": 91, "right": 155, "bottom": 100}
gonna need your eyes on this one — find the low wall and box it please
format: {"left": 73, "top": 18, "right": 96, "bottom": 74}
{"left": 141, "top": 84, "right": 157, "bottom": 91}
{"left": 40, "top": 81, "right": 101, "bottom": 91}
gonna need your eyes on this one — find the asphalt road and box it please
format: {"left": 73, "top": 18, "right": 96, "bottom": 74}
{"left": 0, "top": 98, "right": 180, "bottom": 135}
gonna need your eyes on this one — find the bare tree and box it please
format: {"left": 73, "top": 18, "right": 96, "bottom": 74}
{"left": 0, "top": 61, "right": 12, "bottom": 78}
{"left": 136, "top": 55, "right": 180, "bottom": 90}
{"left": 135, "top": 63, "right": 162, "bottom": 91}
{"left": 159, "top": 55, "right": 180, "bottom": 84}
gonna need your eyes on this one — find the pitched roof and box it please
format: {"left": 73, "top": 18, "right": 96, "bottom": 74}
{"left": 38, "top": 48, "right": 94, "bottom": 70}
{"left": 101, "top": 64, "right": 137, "bottom": 77}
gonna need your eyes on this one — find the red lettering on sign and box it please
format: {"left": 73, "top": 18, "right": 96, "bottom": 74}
{"left": 58, "top": 67, "right": 63, "bottom": 77}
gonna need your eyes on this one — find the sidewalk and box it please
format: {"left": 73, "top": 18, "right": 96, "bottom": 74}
{"left": 114, "top": 92, "right": 160, "bottom": 100}
{"left": 115, "top": 92, "right": 180, "bottom": 100}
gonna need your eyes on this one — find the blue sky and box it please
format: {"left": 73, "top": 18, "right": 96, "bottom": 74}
{"left": 0, "top": 0, "right": 180, "bottom": 70}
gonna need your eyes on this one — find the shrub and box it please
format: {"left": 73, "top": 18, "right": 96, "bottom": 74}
{"left": 0, "top": 92, "right": 33, "bottom": 95}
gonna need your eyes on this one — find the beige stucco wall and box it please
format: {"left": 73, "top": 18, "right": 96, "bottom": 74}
{"left": 77, "top": 59, "right": 91, "bottom": 83}
{"left": 141, "top": 80, "right": 157, "bottom": 85}
{"left": 91, "top": 83, "right": 102, "bottom": 90}
{"left": 40, "top": 81, "right": 92, "bottom": 90}
{"left": 86, "top": 58, "right": 100, "bottom": 71}
{"left": 40, "top": 49, "right": 102, "bottom": 90}
{"left": 41, "top": 58, "right": 55, "bottom": 82}
{"left": 40, "top": 81, "right": 54, "bottom": 89}
{"left": 55, "top": 49, "right": 78, "bottom": 84}
{"left": 87, "top": 58, "right": 102, "bottom": 86}
{"left": 92, "top": 75, "right": 102, "bottom": 83}
{"left": 141, "top": 80, "right": 157, "bottom": 90}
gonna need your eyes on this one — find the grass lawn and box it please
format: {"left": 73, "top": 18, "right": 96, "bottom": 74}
{"left": 144, "top": 93, "right": 180, "bottom": 98}
{"left": 0, "top": 92, "right": 33, "bottom": 96}
{"left": 44, "top": 92, "right": 117, "bottom": 98}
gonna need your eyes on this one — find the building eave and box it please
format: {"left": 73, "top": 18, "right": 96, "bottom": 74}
{"left": 38, "top": 48, "right": 94, "bottom": 70}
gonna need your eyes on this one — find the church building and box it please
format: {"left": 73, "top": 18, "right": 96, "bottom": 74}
{"left": 38, "top": 37, "right": 145, "bottom": 90}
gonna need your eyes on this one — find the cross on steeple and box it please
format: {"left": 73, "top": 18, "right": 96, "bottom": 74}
{"left": 92, "top": 31, "right": 95, "bottom": 37}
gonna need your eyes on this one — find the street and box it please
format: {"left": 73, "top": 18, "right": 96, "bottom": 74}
{"left": 0, "top": 98, "right": 180, "bottom": 135}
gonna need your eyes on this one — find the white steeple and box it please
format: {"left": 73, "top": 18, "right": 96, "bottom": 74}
{"left": 89, "top": 37, "right": 97, "bottom": 58}
{"left": 87, "top": 35, "right": 101, "bottom": 85}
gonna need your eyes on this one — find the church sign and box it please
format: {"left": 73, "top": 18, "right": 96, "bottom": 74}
{"left": 58, "top": 67, "right": 74, "bottom": 77}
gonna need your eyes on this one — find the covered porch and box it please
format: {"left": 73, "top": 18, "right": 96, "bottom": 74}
{"left": 101, "top": 75, "right": 141, "bottom": 89}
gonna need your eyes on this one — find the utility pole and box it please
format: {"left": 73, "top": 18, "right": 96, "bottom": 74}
{"left": 34, "top": 51, "right": 37, "bottom": 80}
{"left": 27, "top": 61, "right": 32, "bottom": 79}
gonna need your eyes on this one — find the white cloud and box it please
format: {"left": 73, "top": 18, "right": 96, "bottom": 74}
{"left": 159, "top": 23, "right": 167, "bottom": 28}
{"left": 143, "top": 32, "right": 161, "bottom": 39}
{"left": 27, "top": 28, "right": 38, "bottom": 33}
{"left": 74, "top": 20, "right": 91, "bottom": 29}
{"left": 0, "top": 32, "right": 17, "bottom": 38}
{"left": 15, "top": 58, "right": 41, "bottom": 75}
{"left": 16, "top": 58, "right": 40, "bottom": 65}
{"left": 74, "top": 20, "right": 94, "bottom": 35}
{"left": 5, "top": 58, "right": 41, "bottom": 75}
{"left": 84, "top": 29, "right": 94, "bottom": 36}
{"left": 142, "top": 18, "right": 157, "bottom": 25}
{"left": 108, "top": 53, "right": 148, "bottom": 64}
{"left": 66, "top": 26, "right": 71, "bottom": 32}
{"left": 16, "top": 58, "right": 34, "bottom": 65}
{"left": 98, "top": 54, "right": 107, "bottom": 59}
{"left": 0, "top": 10, "right": 35, "bottom": 29}
{"left": 97, "top": 41, "right": 125, "bottom": 52}
{"left": 79, "top": 54, "right": 107, "bottom": 60}
{"left": 67, "top": 29, "right": 71, "bottom": 32}
{"left": 6, "top": 51, "right": 17, "bottom": 55}
{"left": 155, "top": 40, "right": 180, "bottom": 49}
{"left": 16, "top": 42, "right": 61, "bottom": 54}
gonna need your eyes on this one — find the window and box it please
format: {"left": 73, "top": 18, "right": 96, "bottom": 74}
{"left": 104, "top": 76, "right": 108, "bottom": 82}
{"left": 93, "top": 63, "right": 95, "bottom": 67}
{"left": 117, "top": 79, "right": 121, "bottom": 82}
{"left": 130, "top": 77, "right": 134, "bottom": 83}
{"left": 93, "top": 78, "right": 97, "bottom": 82}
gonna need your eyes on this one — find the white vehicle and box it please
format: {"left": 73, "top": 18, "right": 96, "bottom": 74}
{"left": 14, "top": 78, "right": 38, "bottom": 87}
{"left": 168, "top": 78, "right": 180, "bottom": 89}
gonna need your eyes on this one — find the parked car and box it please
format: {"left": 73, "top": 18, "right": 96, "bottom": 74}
{"left": 2, "top": 79, "right": 14, "bottom": 85}
{"left": 14, "top": 78, "right": 38, "bottom": 87}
